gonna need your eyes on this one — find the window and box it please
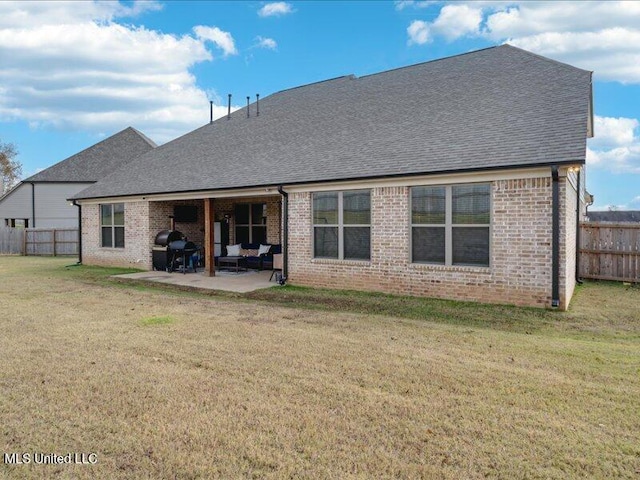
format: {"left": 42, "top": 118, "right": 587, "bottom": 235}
{"left": 235, "top": 203, "right": 266, "bottom": 244}
{"left": 4, "top": 218, "right": 29, "bottom": 228}
{"left": 411, "top": 184, "right": 490, "bottom": 267}
{"left": 313, "top": 190, "right": 370, "bottom": 260}
{"left": 100, "top": 203, "right": 125, "bottom": 248}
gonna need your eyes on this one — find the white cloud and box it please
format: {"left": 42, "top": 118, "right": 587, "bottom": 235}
{"left": 258, "top": 2, "right": 293, "bottom": 17}
{"left": 406, "top": 1, "right": 640, "bottom": 84}
{"left": 395, "top": 1, "right": 434, "bottom": 10}
{"left": 194, "top": 26, "right": 237, "bottom": 57}
{"left": 589, "top": 116, "right": 639, "bottom": 149}
{"left": 0, "top": 1, "right": 240, "bottom": 143}
{"left": 587, "top": 115, "right": 640, "bottom": 173}
{"left": 432, "top": 4, "right": 482, "bottom": 40}
{"left": 255, "top": 36, "right": 277, "bottom": 50}
{"left": 407, "top": 20, "right": 430, "bottom": 45}
{"left": 407, "top": 5, "right": 481, "bottom": 44}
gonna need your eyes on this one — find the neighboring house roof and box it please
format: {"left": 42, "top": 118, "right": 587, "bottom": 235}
{"left": 587, "top": 211, "right": 640, "bottom": 222}
{"left": 25, "top": 127, "right": 156, "bottom": 183}
{"left": 74, "top": 45, "right": 592, "bottom": 200}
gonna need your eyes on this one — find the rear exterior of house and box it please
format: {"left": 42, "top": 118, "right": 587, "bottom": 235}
{"left": 72, "top": 45, "right": 593, "bottom": 310}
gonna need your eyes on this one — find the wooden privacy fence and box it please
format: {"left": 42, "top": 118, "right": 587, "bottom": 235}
{"left": 0, "top": 227, "right": 25, "bottom": 255}
{"left": 24, "top": 228, "right": 79, "bottom": 256}
{"left": 580, "top": 222, "right": 640, "bottom": 283}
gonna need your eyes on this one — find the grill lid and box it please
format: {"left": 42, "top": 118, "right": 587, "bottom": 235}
{"left": 168, "top": 240, "right": 197, "bottom": 252}
{"left": 155, "top": 230, "right": 183, "bottom": 246}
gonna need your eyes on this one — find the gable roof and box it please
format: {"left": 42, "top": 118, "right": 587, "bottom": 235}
{"left": 25, "top": 127, "right": 156, "bottom": 183}
{"left": 74, "top": 45, "right": 592, "bottom": 200}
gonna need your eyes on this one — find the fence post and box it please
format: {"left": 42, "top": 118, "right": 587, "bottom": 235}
{"left": 53, "top": 229, "right": 57, "bottom": 256}
{"left": 22, "top": 229, "right": 27, "bottom": 256}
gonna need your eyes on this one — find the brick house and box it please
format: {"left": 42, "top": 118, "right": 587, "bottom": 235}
{"left": 72, "top": 45, "right": 593, "bottom": 310}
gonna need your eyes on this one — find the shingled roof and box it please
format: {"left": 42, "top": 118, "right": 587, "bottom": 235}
{"left": 26, "top": 127, "right": 156, "bottom": 183}
{"left": 587, "top": 211, "right": 640, "bottom": 222}
{"left": 74, "top": 45, "right": 592, "bottom": 200}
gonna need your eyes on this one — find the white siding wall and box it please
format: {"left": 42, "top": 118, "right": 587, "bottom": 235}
{"left": 0, "top": 183, "right": 32, "bottom": 224}
{"left": 34, "top": 183, "right": 92, "bottom": 228}
{"left": 0, "top": 182, "right": 93, "bottom": 228}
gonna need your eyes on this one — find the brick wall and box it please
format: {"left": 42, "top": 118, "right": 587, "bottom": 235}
{"left": 82, "top": 201, "right": 151, "bottom": 269}
{"left": 562, "top": 177, "right": 578, "bottom": 309}
{"left": 149, "top": 200, "right": 205, "bottom": 246}
{"left": 288, "top": 177, "right": 576, "bottom": 309}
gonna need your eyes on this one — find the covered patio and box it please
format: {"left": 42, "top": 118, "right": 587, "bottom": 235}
{"left": 114, "top": 269, "right": 275, "bottom": 293}
{"left": 147, "top": 192, "right": 283, "bottom": 277}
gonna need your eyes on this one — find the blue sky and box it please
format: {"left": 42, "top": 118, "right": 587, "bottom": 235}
{"left": 1, "top": 1, "right": 639, "bottom": 210}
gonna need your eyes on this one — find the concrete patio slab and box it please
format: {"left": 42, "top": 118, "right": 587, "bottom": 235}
{"left": 114, "top": 269, "right": 275, "bottom": 293}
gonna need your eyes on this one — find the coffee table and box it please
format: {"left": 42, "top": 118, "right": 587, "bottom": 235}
{"left": 218, "top": 256, "right": 247, "bottom": 273}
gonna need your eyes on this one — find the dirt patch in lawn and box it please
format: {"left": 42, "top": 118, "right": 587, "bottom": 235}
{"left": 0, "top": 257, "right": 639, "bottom": 479}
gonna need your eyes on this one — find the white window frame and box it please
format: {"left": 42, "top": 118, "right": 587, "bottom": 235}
{"left": 410, "top": 183, "right": 491, "bottom": 267}
{"left": 312, "top": 190, "right": 371, "bottom": 261}
{"left": 100, "top": 203, "right": 125, "bottom": 249}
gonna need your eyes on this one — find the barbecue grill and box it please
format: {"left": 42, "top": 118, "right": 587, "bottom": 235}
{"left": 152, "top": 230, "right": 183, "bottom": 271}
{"left": 167, "top": 240, "right": 198, "bottom": 274}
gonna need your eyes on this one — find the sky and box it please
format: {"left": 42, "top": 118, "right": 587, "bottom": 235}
{"left": 0, "top": 1, "right": 639, "bottom": 210}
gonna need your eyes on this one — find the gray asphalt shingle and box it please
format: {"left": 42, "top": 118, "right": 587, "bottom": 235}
{"left": 73, "top": 45, "right": 591, "bottom": 200}
{"left": 26, "top": 127, "right": 156, "bottom": 183}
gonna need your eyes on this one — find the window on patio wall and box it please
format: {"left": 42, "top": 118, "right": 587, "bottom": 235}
{"left": 235, "top": 203, "right": 266, "bottom": 244}
{"left": 313, "top": 190, "right": 370, "bottom": 260}
{"left": 411, "top": 184, "right": 490, "bottom": 266}
{"left": 100, "top": 203, "right": 125, "bottom": 248}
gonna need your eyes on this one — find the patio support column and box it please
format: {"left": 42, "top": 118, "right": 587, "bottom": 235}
{"left": 204, "top": 198, "right": 215, "bottom": 277}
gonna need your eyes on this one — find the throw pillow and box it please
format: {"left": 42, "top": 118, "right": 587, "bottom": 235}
{"left": 226, "top": 244, "right": 241, "bottom": 256}
{"left": 258, "top": 244, "right": 271, "bottom": 256}
{"left": 241, "top": 248, "right": 259, "bottom": 257}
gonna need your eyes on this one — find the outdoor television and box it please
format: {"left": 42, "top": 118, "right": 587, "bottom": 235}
{"left": 173, "top": 205, "right": 198, "bottom": 223}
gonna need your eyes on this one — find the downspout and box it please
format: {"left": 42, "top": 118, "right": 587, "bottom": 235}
{"left": 277, "top": 185, "right": 288, "bottom": 285}
{"left": 575, "top": 168, "right": 583, "bottom": 285}
{"left": 551, "top": 166, "right": 560, "bottom": 308}
{"left": 30, "top": 182, "right": 35, "bottom": 228}
{"left": 72, "top": 200, "right": 82, "bottom": 265}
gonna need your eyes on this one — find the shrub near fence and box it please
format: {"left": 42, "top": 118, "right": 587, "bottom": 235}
{"left": 0, "top": 227, "right": 25, "bottom": 255}
{"left": 580, "top": 222, "right": 640, "bottom": 283}
{"left": 24, "top": 229, "right": 79, "bottom": 256}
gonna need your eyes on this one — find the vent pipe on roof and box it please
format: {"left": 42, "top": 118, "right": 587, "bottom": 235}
{"left": 256, "top": 94, "right": 260, "bottom": 116}
{"left": 247, "top": 96, "right": 250, "bottom": 117}
{"left": 227, "top": 94, "right": 232, "bottom": 120}
{"left": 209, "top": 101, "right": 213, "bottom": 123}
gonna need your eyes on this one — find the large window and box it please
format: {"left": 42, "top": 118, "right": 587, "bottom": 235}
{"left": 100, "top": 203, "right": 125, "bottom": 248}
{"left": 313, "top": 190, "right": 370, "bottom": 260}
{"left": 235, "top": 203, "right": 266, "bottom": 244}
{"left": 411, "top": 184, "right": 490, "bottom": 267}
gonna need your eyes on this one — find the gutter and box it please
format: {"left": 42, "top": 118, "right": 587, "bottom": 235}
{"left": 277, "top": 185, "right": 288, "bottom": 285}
{"left": 30, "top": 182, "right": 36, "bottom": 228}
{"left": 575, "top": 168, "right": 583, "bottom": 285}
{"left": 72, "top": 200, "right": 82, "bottom": 264}
{"left": 551, "top": 166, "right": 560, "bottom": 308}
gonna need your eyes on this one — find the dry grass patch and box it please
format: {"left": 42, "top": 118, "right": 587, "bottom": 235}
{"left": 0, "top": 257, "right": 639, "bottom": 479}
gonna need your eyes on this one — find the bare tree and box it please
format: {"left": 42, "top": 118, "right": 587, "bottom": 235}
{"left": 0, "top": 139, "right": 21, "bottom": 195}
